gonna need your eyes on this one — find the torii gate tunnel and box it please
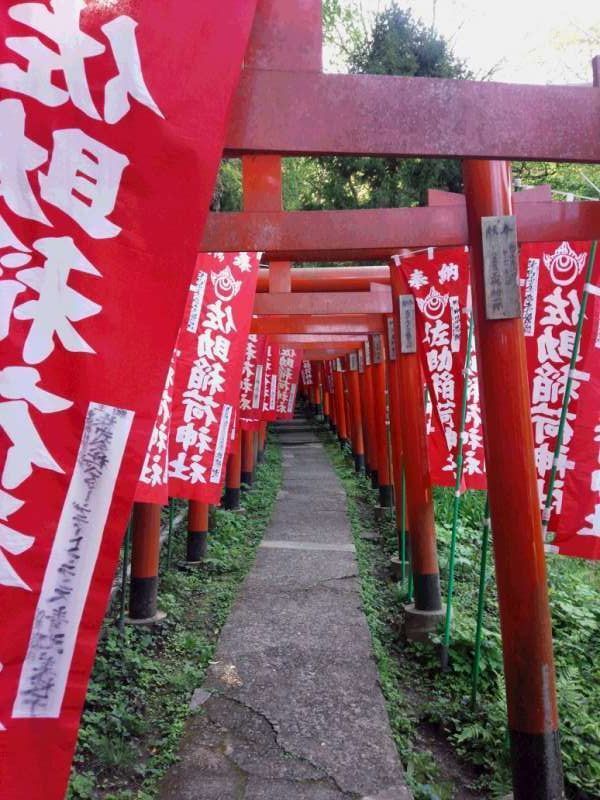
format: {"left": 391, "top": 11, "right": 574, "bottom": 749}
{"left": 130, "top": 3, "right": 600, "bottom": 799}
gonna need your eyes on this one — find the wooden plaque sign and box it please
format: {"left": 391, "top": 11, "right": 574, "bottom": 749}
{"left": 386, "top": 317, "right": 397, "bottom": 361}
{"left": 481, "top": 215, "right": 521, "bottom": 320}
{"left": 399, "top": 295, "right": 417, "bottom": 354}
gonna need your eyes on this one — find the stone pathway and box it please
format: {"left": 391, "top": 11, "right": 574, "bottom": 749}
{"left": 159, "top": 419, "right": 411, "bottom": 800}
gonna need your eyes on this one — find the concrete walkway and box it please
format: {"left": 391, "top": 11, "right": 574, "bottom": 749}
{"left": 159, "top": 419, "right": 411, "bottom": 800}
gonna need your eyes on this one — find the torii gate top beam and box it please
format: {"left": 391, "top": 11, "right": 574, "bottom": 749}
{"left": 202, "top": 200, "right": 600, "bottom": 261}
{"left": 225, "top": 0, "right": 600, "bottom": 164}
{"left": 225, "top": 70, "right": 600, "bottom": 163}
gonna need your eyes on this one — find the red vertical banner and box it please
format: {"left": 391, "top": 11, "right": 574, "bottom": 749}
{"left": 277, "top": 348, "right": 303, "bottom": 420}
{"left": 325, "top": 360, "right": 335, "bottom": 395}
{"left": 398, "top": 248, "right": 486, "bottom": 490}
{"left": 135, "top": 354, "right": 177, "bottom": 505}
{"left": 240, "top": 334, "right": 267, "bottom": 431}
{"left": 261, "top": 343, "right": 281, "bottom": 422}
{"left": 301, "top": 359, "right": 313, "bottom": 386}
{"left": 168, "top": 252, "right": 260, "bottom": 505}
{"left": 520, "top": 241, "right": 599, "bottom": 558}
{"left": 0, "top": 2, "right": 258, "bottom": 797}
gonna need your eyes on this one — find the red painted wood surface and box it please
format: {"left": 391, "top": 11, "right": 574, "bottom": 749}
{"left": 225, "top": 69, "right": 600, "bottom": 162}
{"left": 463, "top": 160, "right": 559, "bottom": 737}
{"left": 130, "top": 503, "right": 162, "bottom": 580}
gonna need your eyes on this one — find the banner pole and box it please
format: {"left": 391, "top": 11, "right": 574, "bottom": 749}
{"left": 401, "top": 469, "right": 408, "bottom": 587}
{"left": 166, "top": 498, "right": 175, "bottom": 571}
{"left": 119, "top": 516, "right": 132, "bottom": 634}
{"left": 471, "top": 498, "right": 491, "bottom": 709}
{"left": 441, "top": 311, "right": 475, "bottom": 670}
{"left": 541, "top": 240, "right": 598, "bottom": 542}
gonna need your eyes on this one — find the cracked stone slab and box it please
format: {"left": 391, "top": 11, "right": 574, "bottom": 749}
{"left": 158, "top": 423, "right": 411, "bottom": 800}
{"left": 260, "top": 541, "right": 356, "bottom": 553}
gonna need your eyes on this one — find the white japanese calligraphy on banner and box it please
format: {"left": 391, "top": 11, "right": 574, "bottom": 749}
{"left": 521, "top": 241, "right": 599, "bottom": 559}
{"left": 276, "top": 348, "right": 302, "bottom": 419}
{"left": 398, "top": 248, "right": 487, "bottom": 491}
{"left": 240, "top": 333, "right": 266, "bottom": 431}
{"left": 261, "top": 343, "right": 281, "bottom": 421}
{"left": 0, "top": 0, "right": 259, "bottom": 794}
{"left": 169, "top": 253, "right": 260, "bottom": 504}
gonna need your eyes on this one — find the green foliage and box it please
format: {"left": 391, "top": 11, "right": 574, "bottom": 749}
{"left": 513, "top": 161, "right": 600, "bottom": 201}
{"left": 211, "top": 158, "right": 242, "bottom": 211}
{"left": 68, "top": 441, "right": 283, "bottom": 800}
{"left": 295, "top": 2, "right": 469, "bottom": 211}
{"left": 320, "top": 430, "right": 600, "bottom": 799}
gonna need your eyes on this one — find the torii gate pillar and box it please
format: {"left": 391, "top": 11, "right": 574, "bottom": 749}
{"left": 463, "top": 160, "right": 563, "bottom": 800}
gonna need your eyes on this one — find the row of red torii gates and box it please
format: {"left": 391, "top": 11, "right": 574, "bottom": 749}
{"left": 129, "top": 3, "right": 600, "bottom": 798}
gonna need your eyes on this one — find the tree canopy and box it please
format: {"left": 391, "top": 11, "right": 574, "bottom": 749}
{"left": 212, "top": 2, "right": 600, "bottom": 215}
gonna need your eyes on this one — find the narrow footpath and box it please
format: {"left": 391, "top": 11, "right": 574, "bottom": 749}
{"left": 159, "top": 419, "right": 411, "bottom": 800}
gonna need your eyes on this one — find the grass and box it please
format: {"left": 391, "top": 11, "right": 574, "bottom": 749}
{"left": 67, "top": 437, "right": 283, "bottom": 800}
{"left": 318, "top": 427, "right": 600, "bottom": 800}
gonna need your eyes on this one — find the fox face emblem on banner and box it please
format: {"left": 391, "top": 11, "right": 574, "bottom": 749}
{"left": 0, "top": 1, "right": 258, "bottom": 797}
{"left": 168, "top": 252, "right": 260, "bottom": 505}
{"left": 520, "top": 240, "right": 599, "bottom": 559}
{"left": 398, "top": 248, "right": 487, "bottom": 491}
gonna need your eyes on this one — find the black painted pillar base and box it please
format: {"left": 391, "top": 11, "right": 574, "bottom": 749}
{"left": 338, "top": 437, "right": 349, "bottom": 450}
{"left": 330, "top": 422, "right": 337, "bottom": 435}
{"left": 223, "top": 486, "right": 241, "bottom": 510}
{"left": 378, "top": 484, "right": 394, "bottom": 508}
{"left": 370, "top": 470, "right": 379, "bottom": 490}
{"left": 129, "top": 576, "right": 160, "bottom": 622}
{"left": 414, "top": 572, "right": 443, "bottom": 612}
{"left": 314, "top": 403, "right": 323, "bottom": 419}
{"left": 353, "top": 453, "right": 365, "bottom": 473}
{"left": 509, "top": 730, "right": 564, "bottom": 800}
{"left": 323, "top": 414, "right": 330, "bottom": 427}
{"left": 186, "top": 530, "right": 208, "bottom": 563}
{"left": 241, "top": 471, "right": 254, "bottom": 488}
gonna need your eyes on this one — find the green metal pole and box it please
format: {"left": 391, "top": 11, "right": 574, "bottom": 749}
{"left": 541, "top": 240, "right": 597, "bottom": 541}
{"left": 471, "top": 499, "right": 491, "bottom": 710}
{"left": 166, "top": 498, "right": 175, "bottom": 571}
{"left": 119, "top": 517, "right": 132, "bottom": 633}
{"left": 401, "top": 468, "right": 407, "bottom": 587}
{"left": 441, "top": 312, "right": 475, "bottom": 670}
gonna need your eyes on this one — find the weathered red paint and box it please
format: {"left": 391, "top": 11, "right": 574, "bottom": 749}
{"left": 251, "top": 313, "right": 385, "bottom": 335}
{"left": 256, "top": 267, "right": 390, "bottom": 293}
{"left": 225, "top": 69, "right": 600, "bottom": 163}
{"left": 346, "top": 359, "right": 365, "bottom": 468}
{"left": 226, "top": 433, "right": 242, "bottom": 491}
{"left": 362, "top": 355, "right": 379, "bottom": 480}
{"left": 242, "top": 429, "right": 256, "bottom": 478}
{"left": 188, "top": 501, "right": 209, "bottom": 533}
{"left": 333, "top": 367, "right": 348, "bottom": 443}
{"left": 254, "top": 292, "right": 392, "bottom": 315}
{"left": 385, "top": 314, "right": 404, "bottom": 539}
{"left": 244, "top": 0, "right": 322, "bottom": 72}
{"left": 463, "top": 160, "right": 560, "bottom": 738}
{"left": 203, "top": 200, "right": 600, "bottom": 260}
{"left": 371, "top": 339, "right": 392, "bottom": 503}
{"left": 130, "top": 503, "right": 162, "bottom": 580}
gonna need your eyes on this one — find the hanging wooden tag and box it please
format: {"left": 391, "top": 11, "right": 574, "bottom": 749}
{"left": 399, "top": 295, "right": 417, "bottom": 354}
{"left": 481, "top": 215, "right": 521, "bottom": 320}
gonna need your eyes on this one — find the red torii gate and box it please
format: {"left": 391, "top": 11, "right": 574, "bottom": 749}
{"left": 198, "top": 2, "right": 600, "bottom": 798}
